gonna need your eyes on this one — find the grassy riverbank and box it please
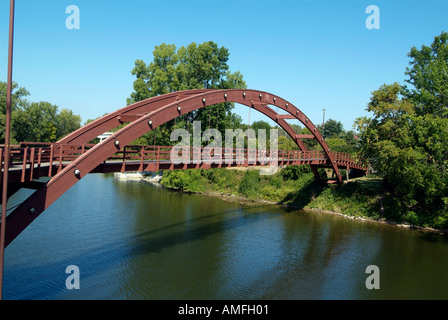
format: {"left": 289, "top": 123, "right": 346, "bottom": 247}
{"left": 158, "top": 166, "right": 447, "bottom": 231}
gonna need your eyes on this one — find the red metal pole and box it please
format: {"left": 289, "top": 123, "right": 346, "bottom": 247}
{"left": 0, "top": 0, "right": 15, "bottom": 300}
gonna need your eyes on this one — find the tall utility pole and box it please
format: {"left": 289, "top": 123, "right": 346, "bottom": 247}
{"left": 322, "top": 108, "right": 326, "bottom": 139}
{"left": 0, "top": 0, "right": 15, "bottom": 300}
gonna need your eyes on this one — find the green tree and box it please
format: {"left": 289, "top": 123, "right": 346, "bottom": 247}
{"left": 300, "top": 127, "right": 318, "bottom": 150}
{"left": 14, "top": 101, "right": 59, "bottom": 142}
{"left": 326, "top": 136, "right": 356, "bottom": 154}
{"left": 357, "top": 83, "right": 416, "bottom": 176}
{"left": 290, "top": 123, "right": 301, "bottom": 134}
{"left": 251, "top": 120, "right": 271, "bottom": 139}
{"left": 0, "top": 81, "right": 30, "bottom": 143}
{"left": 127, "top": 41, "right": 246, "bottom": 146}
{"left": 322, "top": 119, "right": 343, "bottom": 138}
{"left": 0, "top": 81, "right": 81, "bottom": 143}
{"left": 356, "top": 82, "right": 448, "bottom": 227}
{"left": 404, "top": 31, "right": 448, "bottom": 117}
{"left": 278, "top": 135, "right": 299, "bottom": 150}
{"left": 0, "top": 81, "right": 30, "bottom": 114}
{"left": 238, "top": 169, "right": 261, "bottom": 198}
{"left": 56, "top": 108, "right": 82, "bottom": 140}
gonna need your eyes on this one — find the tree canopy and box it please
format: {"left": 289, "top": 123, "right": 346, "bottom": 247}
{"left": 404, "top": 31, "right": 448, "bottom": 117}
{"left": 355, "top": 31, "right": 448, "bottom": 228}
{"left": 0, "top": 81, "right": 81, "bottom": 144}
{"left": 322, "top": 119, "right": 344, "bottom": 139}
{"left": 127, "top": 41, "right": 247, "bottom": 146}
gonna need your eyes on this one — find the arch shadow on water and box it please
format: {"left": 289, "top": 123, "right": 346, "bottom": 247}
{"left": 3, "top": 199, "right": 284, "bottom": 300}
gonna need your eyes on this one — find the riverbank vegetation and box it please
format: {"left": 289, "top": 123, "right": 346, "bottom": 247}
{"left": 354, "top": 31, "right": 448, "bottom": 230}
{"left": 158, "top": 165, "right": 446, "bottom": 231}
{"left": 159, "top": 167, "right": 389, "bottom": 222}
{"left": 161, "top": 165, "right": 317, "bottom": 204}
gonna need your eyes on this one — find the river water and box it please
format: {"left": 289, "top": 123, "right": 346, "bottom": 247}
{"left": 3, "top": 173, "right": 448, "bottom": 300}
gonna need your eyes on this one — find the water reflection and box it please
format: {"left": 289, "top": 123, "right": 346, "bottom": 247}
{"left": 3, "top": 173, "right": 448, "bottom": 300}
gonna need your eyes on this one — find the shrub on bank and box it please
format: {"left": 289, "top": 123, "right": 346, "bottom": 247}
{"left": 159, "top": 167, "right": 447, "bottom": 229}
{"left": 238, "top": 170, "right": 261, "bottom": 198}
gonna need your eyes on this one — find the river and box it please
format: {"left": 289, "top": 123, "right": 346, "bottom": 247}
{"left": 3, "top": 173, "right": 448, "bottom": 299}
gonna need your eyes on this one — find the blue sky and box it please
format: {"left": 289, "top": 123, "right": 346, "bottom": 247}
{"left": 0, "top": 0, "right": 447, "bottom": 131}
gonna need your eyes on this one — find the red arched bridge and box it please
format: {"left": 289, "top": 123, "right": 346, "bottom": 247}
{"left": 0, "top": 89, "right": 366, "bottom": 247}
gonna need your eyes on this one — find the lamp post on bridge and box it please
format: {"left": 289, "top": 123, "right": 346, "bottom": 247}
{"left": 322, "top": 108, "right": 326, "bottom": 139}
{"left": 0, "top": 0, "right": 15, "bottom": 300}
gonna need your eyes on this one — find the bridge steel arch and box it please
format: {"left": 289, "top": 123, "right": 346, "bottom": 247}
{"left": 57, "top": 89, "right": 211, "bottom": 145}
{"left": 4, "top": 89, "right": 341, "bottom": 247}
{"left": 57, "top": 88, "right": 325, "bottom": 179}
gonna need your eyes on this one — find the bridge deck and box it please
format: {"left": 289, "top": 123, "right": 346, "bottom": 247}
{"left": 1, "top": 143, "right": 366, "bottom": 185}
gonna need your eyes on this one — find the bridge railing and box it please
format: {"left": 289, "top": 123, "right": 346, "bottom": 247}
{"left": 1, "top": 143, "right": 96, "bottom": 182}
{"left": 331, "top": 151, "right": 365, "bottom": 168}
{"left": 110, "top": 146, "right": 332, "bottom": 168}
{"left": 107, "top": 146, "right": 366, "bottom": 170}
{"left": 0, "top": 143, "right": 366, "bottom": 182}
